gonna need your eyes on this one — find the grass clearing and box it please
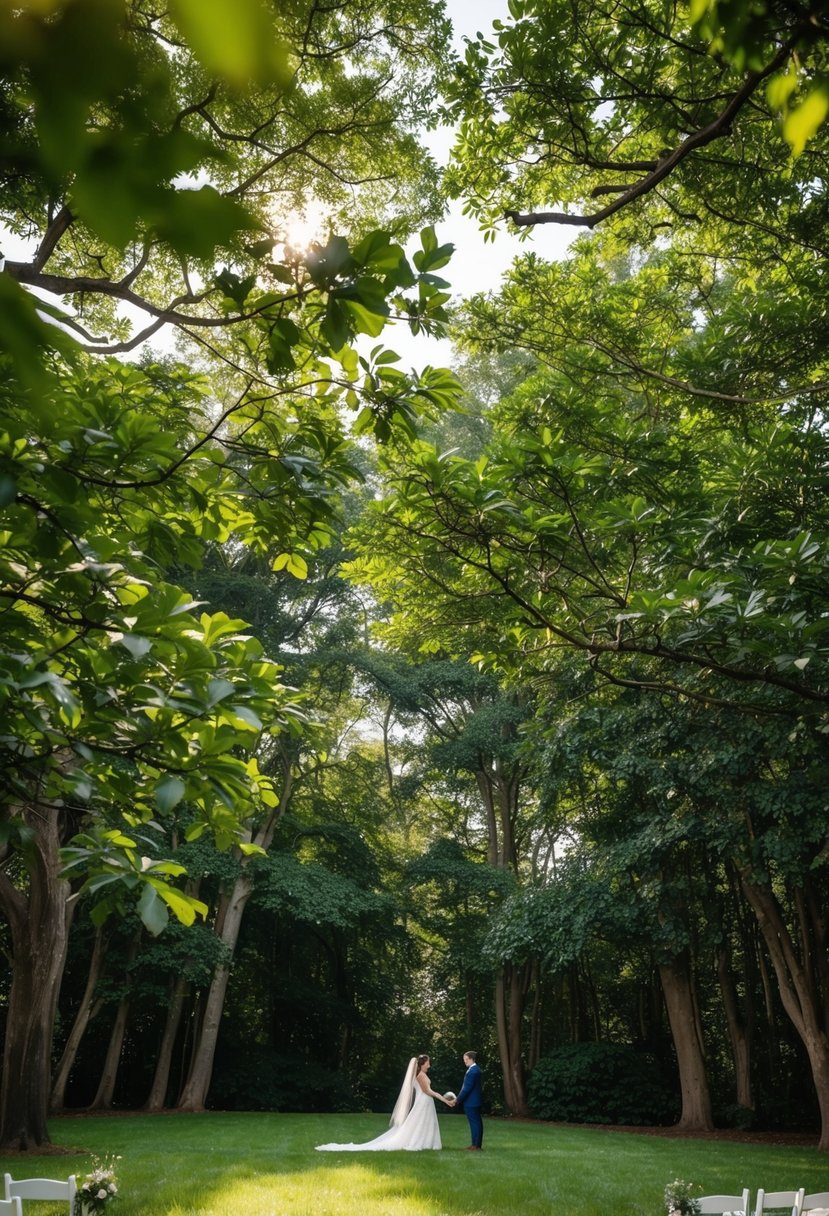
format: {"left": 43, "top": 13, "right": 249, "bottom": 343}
{"left": 0, "top": 1113, "right": 824, "bottom": 1216}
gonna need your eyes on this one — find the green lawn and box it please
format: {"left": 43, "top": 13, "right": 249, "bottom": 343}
{"left": 1, "top": 1113, "right": 825, "bottom": 1216}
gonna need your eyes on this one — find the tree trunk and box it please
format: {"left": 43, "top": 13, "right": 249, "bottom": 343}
{"left": 475, "top": 772, "right": 500, "bottom": 867}
{"left": 740, "top": 875, "right": 829, "bottom": 1151}
{"left": 716, "top": 942, "right": 754, "bottom": 1110}
{"left": 50, "top": 926, "right": 108, "bottom": 1112}
{"left": 494, "top": 964, "right": 530, "bottom": 1116}
{"left": 528, "top": 958, "right": 542, "bottom": 1071}
{"left": 177, "top": 873, "right": 254, "bottom": 1110}
{"left": 145, "top": 974, "right": 190, "bottom": 1111}
{"left": 177, "top": 767, "right": 294, "bottom": 1111}
{"left": 658, "top": 954, "right": 714, "bottom": 1131}
{"left": 88, "top": 933, "right": 139, "bottom": 1109}
{"left": 0, "top": 800, "right": 73, "bottom": 1150}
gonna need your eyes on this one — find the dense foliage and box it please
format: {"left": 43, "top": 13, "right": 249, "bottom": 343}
{"left": 2, "top": 0, "right": 829, "bottom": 1156}
{"left": 528, "top": 1044, "right": 677, "bottom": 1126}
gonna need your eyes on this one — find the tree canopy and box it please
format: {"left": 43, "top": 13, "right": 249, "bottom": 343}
{"left": 3, "top": 0, "right": 829, "bottom": 1158}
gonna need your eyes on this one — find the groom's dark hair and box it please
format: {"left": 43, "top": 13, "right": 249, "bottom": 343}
{"left": 465, "top": 1050, "right": 477, "bottom": 1061}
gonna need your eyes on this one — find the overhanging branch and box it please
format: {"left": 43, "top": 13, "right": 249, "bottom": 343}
{"left": 504, "top": 41, "right": 793, "bottom": 230}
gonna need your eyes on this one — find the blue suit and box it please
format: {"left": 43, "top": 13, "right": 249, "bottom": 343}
{"left": 456, "top": 1062, "right": 483, "bottom": 1148}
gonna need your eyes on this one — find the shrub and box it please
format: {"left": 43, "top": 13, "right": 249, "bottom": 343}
{"left": 528, "top": 1042, "right": 678, "bottom": 1125}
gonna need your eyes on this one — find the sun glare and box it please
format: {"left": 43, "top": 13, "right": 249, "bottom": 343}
{"left": 278, "top": 205, "right": 328, "bottom": 255}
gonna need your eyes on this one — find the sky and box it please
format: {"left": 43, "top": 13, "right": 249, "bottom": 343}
{"left": 385, "top": 0, "right": 574, "bottom": 370}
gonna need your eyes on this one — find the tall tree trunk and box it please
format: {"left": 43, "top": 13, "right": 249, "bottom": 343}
{"left": 0, "top": 799, "right": 73, "bottom": 1149}
{"left": 177, "top": 768, "right": 294, "bottom": 1111}
{"left": 475, "top": 772, "right": 500, "bottom": 867}
{"left": 740, "top": 875, "right": 829, "bottom": 1151}
{"left": 145, "top": 974, "right": 190, "bottom": 1111}
{"left": 177, "top": 874, "right": 253, "bottom": 1110}
{"left": 658, "top": 954, "right": 714, "bottom": 1131}
{"left": 716, "top": 941, "right": 754, "bottom": 1110}
{"left": 528, "top": 958, "right": 542, "bottom": 1071}
{"left": 89, "top": 933, "right": 139, "bottom": 1110}
{"left": 494, "top": 964, "right": 530, "bottom": 1116}
{"left": 50, "top": 926, "right": 108, "bottom": 1112}
{"left": 145, "top": 876, "right": 202, "bottom": 1111}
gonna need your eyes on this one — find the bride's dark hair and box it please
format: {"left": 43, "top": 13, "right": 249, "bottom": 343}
{"left": 415, "top": 1054, "right": 430, "bottom": 1073}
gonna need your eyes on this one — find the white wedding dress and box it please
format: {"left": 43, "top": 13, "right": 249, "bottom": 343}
{"left": 316, "top": 1078, "right": 441, "bottom": 1152}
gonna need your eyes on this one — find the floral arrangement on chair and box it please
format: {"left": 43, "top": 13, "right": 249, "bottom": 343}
{"left": 74, "top": 1155, "right": 120, "bottom": 1215}
{"left": 665, "top": 1180, "right": 702, "bottom": 1216}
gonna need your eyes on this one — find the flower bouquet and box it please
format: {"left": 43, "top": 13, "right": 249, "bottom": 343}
{"left": 664, "top": 1180, "right": 702, "bottom": 1216}
{"left": 74, "top": 1155, "right": 120, "bottom": 1216}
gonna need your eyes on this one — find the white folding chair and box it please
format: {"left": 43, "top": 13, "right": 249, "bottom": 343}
{"left": 3, "top": 1176, "right": 76, "bottom": 1216}
{"left": 699, "top": 1191, "right": 751, "bottom": 1216}
{"left": 802, "top": 1195, "right": 829, "bottom": 1216}
{"left": 754, "top": 1191, "right": 805, "bottom": 1216}
{"left": 0, "top": 1200, "right": 23, "bottom": 1216}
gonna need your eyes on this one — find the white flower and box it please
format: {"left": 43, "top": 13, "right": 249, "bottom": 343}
{"left": 108, "top": 1184, "right": 117, "bottom": 1193}
{"left": 97, "top": 1189, "right": 108, "bottom": 1199}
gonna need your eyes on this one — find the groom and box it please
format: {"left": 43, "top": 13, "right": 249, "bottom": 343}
{"left": 452, "top": 1050, "right": 483, "bottom": 1150}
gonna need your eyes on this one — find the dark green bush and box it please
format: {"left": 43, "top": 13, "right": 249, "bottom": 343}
{"left": 210, "top": 1049, "right": 358, "bottom": 1113}
{"left": 528, "top": 1042, "right": 678, "bottom": 1125}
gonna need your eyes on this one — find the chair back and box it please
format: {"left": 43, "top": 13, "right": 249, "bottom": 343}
{"left": 699, "top": 1190, "right": 751, "bottom": 1216}
{"left": 802, "top": 1197, "right": 829, "bottom": 1216}
{"left": 3, "top": 1175, "right": 77, "bottom": 1215}
{"left": 755, "top": 1190, "right": 805, "bottom": 1216}
{"left": 0, "top": 1200, "right": 23, "bottom": 1216}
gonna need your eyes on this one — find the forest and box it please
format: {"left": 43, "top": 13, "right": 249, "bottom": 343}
{"left": 1, "top": 0, "right": 829, "bottom": 1159}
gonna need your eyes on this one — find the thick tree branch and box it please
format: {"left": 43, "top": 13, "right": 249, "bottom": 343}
{"left": 32, "top": 205, "right": 74, "bottom": 272}
{"left": 504, "top": 42, "right": 793, "bottom": 230}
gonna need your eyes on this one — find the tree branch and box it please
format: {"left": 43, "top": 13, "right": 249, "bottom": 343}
{"left": 32, "top": 205, "right": 74, "bottom": 272}
{"left": 504, "top": 42, "right": 793, "bottom": 230}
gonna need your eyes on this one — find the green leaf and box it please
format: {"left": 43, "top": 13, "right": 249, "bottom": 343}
{"left": 271, "top": 552, "right": 308, "bottom": 579}
{"left": 783, "top": 84, "right": 829, "bottom": 157}
{"left": 155, "top": 882, "right": 208, "bottom": 926}
{"left": 766, "top": 69, "right": 799, "bottom": 113}
{"left": 169, "top": 0, "right": 290, "bottom": 88}
{"left": 137, "top": 882, "right": 169, "bottom": 936}
{"left": 238, "top": 841, "right": 266, "bottom": 856}
{"left": 229, "top": 705, "right": 263, "bottom": 730}
{"left": 118, "top": 634, "right": 152, "bottom": 660}
{"left": 321, "top": 300, "right": 350, "bottom": 352}
{"left": 153, "top": 187, "right": 258, "bottom": 258}
{"left": 155, "top": 775, "right": 186, "bottom": 814}
{"left": 207, "top": 677, "right": 235, "bottom": 706}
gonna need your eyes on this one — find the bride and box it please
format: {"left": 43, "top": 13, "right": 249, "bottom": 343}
{"left": 316, "top": 1054, "right": 451, "bottom": 1152}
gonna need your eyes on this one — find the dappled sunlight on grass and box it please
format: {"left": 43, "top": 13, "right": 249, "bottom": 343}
{"left": 0, "top": 1114, "right": 824, "bottom": 1216}
{"left": 193, "top": 1163, "right": 455, "bottom": 1216}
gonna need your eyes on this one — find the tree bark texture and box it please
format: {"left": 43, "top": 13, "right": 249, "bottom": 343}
{"left": 740, "top": 874, "right": 829, "bottom": 1151}
{"left": 0, "top": 800, "right": 72, "bottom": 1149}
{"left": 177, "top": 874, "right": 253, "bottom": 1110}
{"left": 176, "top": 767, "right": 294, "bottom": 1110}
{"left": 50, "top": 926, "right": 108, "bottom": 1112}
{"left": 145, "top": 974, "right": 190, "bottom": 1111}
{"left": 658, "top": 954, "right": 714, "bottom": 1131}
{"left": 494, "top": 964, "right": 530, "bottom": 1116}
{"left": 716, "top": 941, "right": 754, "bottom": 1111}
{"left": 89, "top": 933, "right": 139, "bottom": 1109}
